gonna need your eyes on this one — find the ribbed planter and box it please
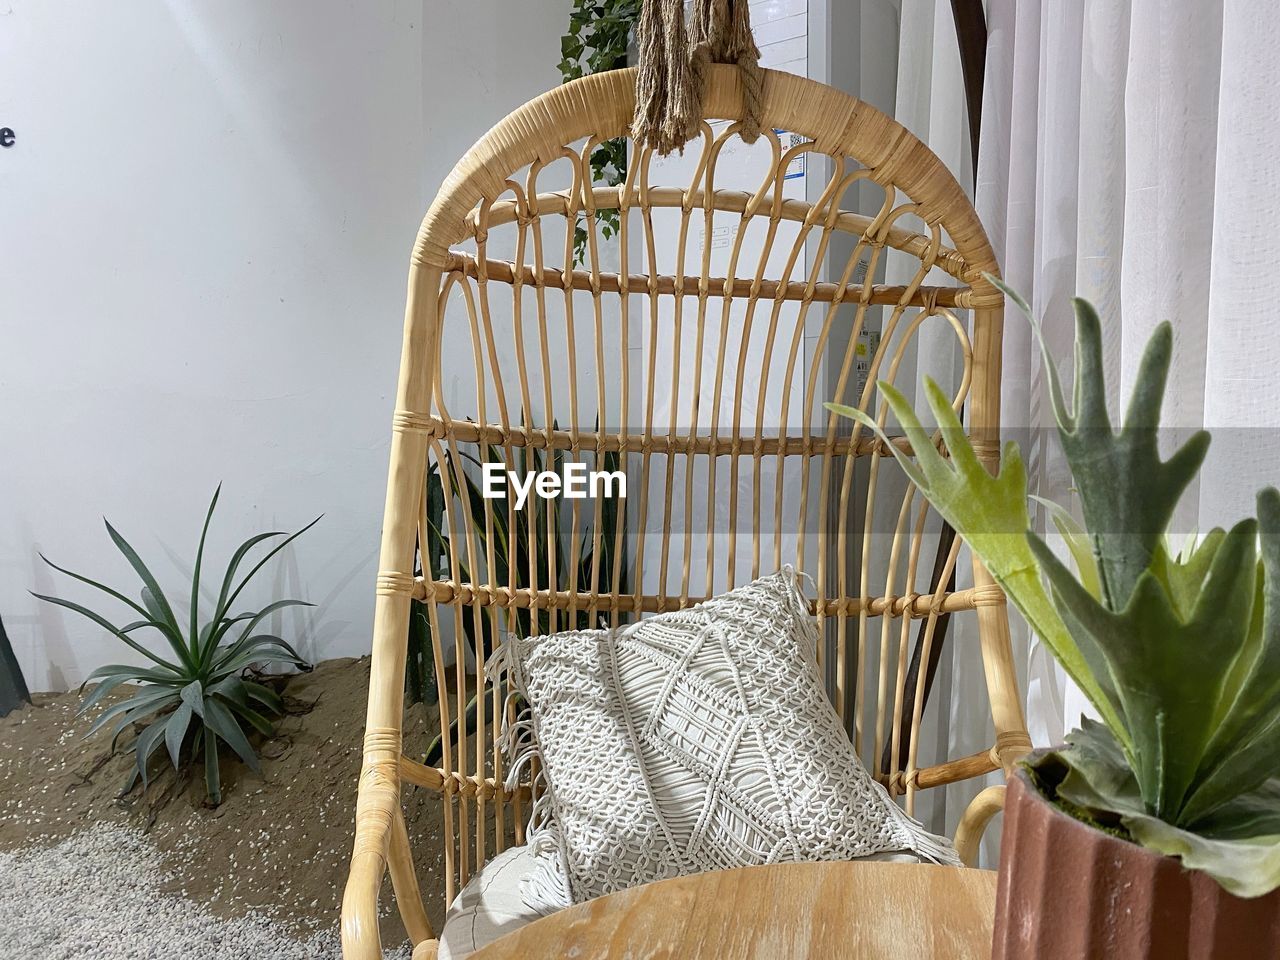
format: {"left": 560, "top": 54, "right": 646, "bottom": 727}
{"left": 992, "top": 766, "right": 1280, "bottom": 959}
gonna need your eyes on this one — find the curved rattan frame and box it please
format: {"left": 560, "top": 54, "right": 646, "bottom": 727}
{"left": 342, "top": 65, "right": 1029, "bottom": 960}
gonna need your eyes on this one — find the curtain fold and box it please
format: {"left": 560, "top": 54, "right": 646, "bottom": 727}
{"left": 896, "top": 0, "right": 1280, "bottom": 863}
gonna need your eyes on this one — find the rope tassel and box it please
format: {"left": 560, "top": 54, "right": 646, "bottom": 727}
{"left": 632, "top": 0, "right": 763, "bottom": 154}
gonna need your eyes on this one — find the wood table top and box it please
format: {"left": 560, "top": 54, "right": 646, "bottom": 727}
{"left": 470, "top": 860, "right": 997, "bottom": 959}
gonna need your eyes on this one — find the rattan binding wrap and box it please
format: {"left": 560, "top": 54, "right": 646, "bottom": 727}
{"left": 341, "top": 65, "right": 1030, "bottom": 959}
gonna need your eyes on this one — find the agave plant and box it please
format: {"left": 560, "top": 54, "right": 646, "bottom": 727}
{"left": 34, "top": 488, "right": 317, "bottom": 804}
{"left": 827, "top": 280, "right": 1280, "bottom": 898}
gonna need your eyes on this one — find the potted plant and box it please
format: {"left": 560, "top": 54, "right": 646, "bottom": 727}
{"left": 34, "top": 487, "right": 317, "bottom": 804}
{"left": 829, "top": 282, "right": 1280, "bottom": 959}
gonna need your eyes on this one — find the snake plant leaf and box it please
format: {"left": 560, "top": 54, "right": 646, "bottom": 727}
{"left": 1029, "top": 517, "right": 1260, "bottom": 821}
{"left": 825, "top": 382, "right": 1132, "bottom": 752}
{"left": 991, "top": 277, "right": 1212, "bottom": 613}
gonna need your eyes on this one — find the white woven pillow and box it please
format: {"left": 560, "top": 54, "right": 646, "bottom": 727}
{"left": 491, "top": 568, "right": 959, "bottom": 911}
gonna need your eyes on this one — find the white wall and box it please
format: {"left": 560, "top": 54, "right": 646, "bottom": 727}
{"left": 0, "top": 0, "right": 571, "bottom": 690}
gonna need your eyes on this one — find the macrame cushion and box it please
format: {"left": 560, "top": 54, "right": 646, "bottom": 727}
{"left": 493, "top": 569, "right": 959, "bottom": 911}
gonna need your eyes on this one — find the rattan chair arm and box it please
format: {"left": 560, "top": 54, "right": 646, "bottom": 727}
{"left": 342, "top": 749, "right": 407, "bottom": 958}
{"left": 953, "top": 784, "right": 1007, "bottom": 867}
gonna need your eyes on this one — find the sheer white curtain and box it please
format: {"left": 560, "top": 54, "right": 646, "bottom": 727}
{"left": 895, "top": 0, "right": 1280, "bottom": 853}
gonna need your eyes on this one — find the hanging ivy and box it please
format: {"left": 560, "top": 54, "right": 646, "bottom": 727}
{"left": 559, "top": 0, "right": 640, "bottom": 263}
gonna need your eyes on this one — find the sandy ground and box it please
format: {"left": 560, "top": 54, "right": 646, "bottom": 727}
{"left": 0, "top": 657, "right": 449, "bottom": 952}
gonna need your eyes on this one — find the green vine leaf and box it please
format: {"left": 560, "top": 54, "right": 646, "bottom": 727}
{"left": 559, "top": 0, "right": 639, "bottom": 265}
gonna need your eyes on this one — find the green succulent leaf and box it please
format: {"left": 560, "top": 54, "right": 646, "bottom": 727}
{"left": 135, "top": 717, "right": 169, "bottom": 789}
{"left": 1029, "top": 495, "right": 1101, "bottom": 600}
{"left": 165, "top": 700, "right": 193, "bottom": 769}
{"left": 208, "top": 674, "right": 248, "bottom": 708}
{"left": 1128, "top": 816, "right": 1280, "bottom": 900}
{"left": 32, "top": 593, "right": 178, "bottom": 672}
{"left": 1179, "top": 488, "right": 1280, "bottom": 825}
{"left": 38, "top": 553, "right": 152, "bottom": 624}
{"left": 1032, "top": 516, "right": 1260, "bottom": 821}
{"left": 180, "top": 679, "right": 205, "bottom": 718}
{"left": 203, "top": 727, "right": 222, "bottom": 806}
{"left": 1030, "top": 724, "right": 1280, "bottom": 898}
{"left": 226, "top": 701, "right": 275, "bottom": 737}
{"left": 104, "top": 520, "right": 191, "bottom": 665}
{"left": 214, "top": 531, "right": 287, "bottom": 620}
{"left": 221, "top": 600, "right": 314, "bottom": 662}
{"left": 78, "top": 672, "right": 151, "bottom": 717}
{"left": 212, "top": 635, "right": 309, "bottom": 679}
{"left": 190, "top": 485, "right": 220, "bottom": 656}
{"left": 992, "top": 279, "right": 1212, "bottom": 612}
{"left": 218, "top": 515, "right": 322, "bottom": 624}
{"left": 84, "top": 685, "right": 181, "bottom": 740}
{"left": 203, "top": 696, "right": 260, "bottom": 773}
{"left": 242, "top": 680, "right": 283, "bottom": 715}
{"left": 824, "top": 382, "right": 1132, "bottom": 752}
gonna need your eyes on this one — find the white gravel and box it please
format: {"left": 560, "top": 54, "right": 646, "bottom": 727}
{"left": 0, "top": 826, "right": 411, "bottom": 959}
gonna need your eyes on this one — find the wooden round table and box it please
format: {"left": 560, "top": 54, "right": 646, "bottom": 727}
{"left": 470, "top": 860, "right": 997, "bottom": 959}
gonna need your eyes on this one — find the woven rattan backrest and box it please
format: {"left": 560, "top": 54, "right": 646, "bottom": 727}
{"left": 347, "top": 67, "right": 1028, "bottom": 939}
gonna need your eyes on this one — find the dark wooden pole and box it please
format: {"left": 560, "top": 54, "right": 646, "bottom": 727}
{"left": 950, "top": 0, "right": 987, "bottom": 174}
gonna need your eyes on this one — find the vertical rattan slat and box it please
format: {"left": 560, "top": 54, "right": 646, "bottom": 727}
{"left": 341, "top": 65, "right": 1029, "bottom": 960}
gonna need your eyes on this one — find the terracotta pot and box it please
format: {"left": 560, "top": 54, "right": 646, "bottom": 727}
{"left": 992, "top": 766, "right": 1280, "bottom": 959}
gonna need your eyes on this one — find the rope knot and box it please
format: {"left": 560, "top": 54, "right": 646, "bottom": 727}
{"left": 633, "top": 0, "right": 763, "bottom": 155}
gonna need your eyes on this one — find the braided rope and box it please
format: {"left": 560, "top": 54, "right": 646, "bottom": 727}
{"left": 633, "top": 0, "right": 762, "bottom": 153}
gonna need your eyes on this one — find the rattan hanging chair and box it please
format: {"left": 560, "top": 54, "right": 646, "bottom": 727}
{"left": 341, "top": 64, "right": 1030, "bottom": 960}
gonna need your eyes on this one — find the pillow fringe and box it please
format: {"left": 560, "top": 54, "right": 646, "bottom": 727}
{"left": 874, "top": 780, "right": 964, "bottom": 866}
{"left": 487, "top": 633, "right": 578, "bottom": 913}
{"left": 786, "top": 568, "right": 963, "bottom": 868}
{"left": 522, "top": 821, "right": 575, "bottom": 914}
